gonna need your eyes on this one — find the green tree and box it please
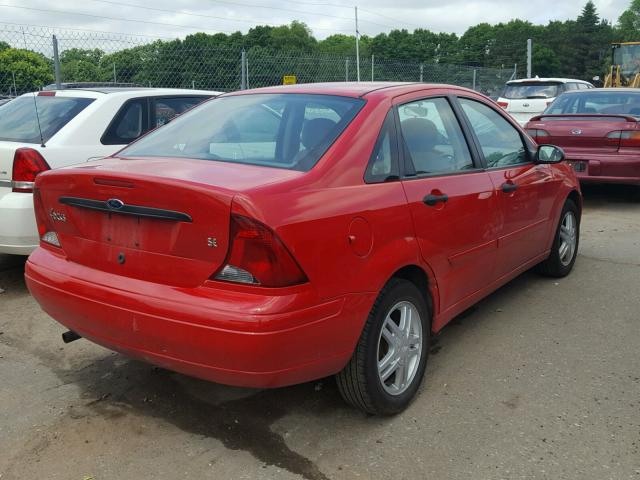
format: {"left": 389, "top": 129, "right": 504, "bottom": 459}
{"left": 0, "top": 48, "right": 53, "bottom": 94}
{"left": 532, "top": 45, "right": 561, "bottom": 76}
{"left": 60, "top": 48, "right": 104, "bottom": 83}
{"left": 616, "top": 0, "right": 640, "bottom": 40}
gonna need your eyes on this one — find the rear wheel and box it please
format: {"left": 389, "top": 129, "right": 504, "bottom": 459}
{"left": 336, "top": 278, "right": 430, "bottom": 415}
{"left": 537, "top": 198, "right": 580, "bottom": 277}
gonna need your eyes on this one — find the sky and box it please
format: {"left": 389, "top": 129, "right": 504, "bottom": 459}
{"left": 0, "top": 0, "right": 633, "bottom": 40}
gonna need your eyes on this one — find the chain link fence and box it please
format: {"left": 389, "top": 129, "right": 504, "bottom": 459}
{"left": 1, "top": 23, "right": 515, "bottom": 99}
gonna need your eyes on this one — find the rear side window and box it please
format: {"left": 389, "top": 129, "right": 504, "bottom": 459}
{"left": 0, "top": 95, "right": 94, "bottom": 143}
{"left": 502, "top": 82, "right": 561, "bottom": 99}
{"left": 365, "top": 110, "right": 398, "bottom": 183}
{"left": 459, "top": 98, "right": 527, "bottom": 168}
{"left": 102, "top": 98, "right": 149, "bottom": 145}
{"left": 120, "top": 94, "right": 365, "bottom": 171}
{"left": 153, "top": 96, "right": 209, "bottom": 128}
{"left": 398, "top": 97, "right": 474, "bottom": 175}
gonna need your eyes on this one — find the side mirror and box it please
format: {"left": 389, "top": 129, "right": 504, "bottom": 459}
{"left": 536, "top": 144, "right": 565, "bottom": 164}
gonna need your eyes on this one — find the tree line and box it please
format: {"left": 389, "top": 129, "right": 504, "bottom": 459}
{"left": 2, "top": 0, "right": 640, "bottom": 94}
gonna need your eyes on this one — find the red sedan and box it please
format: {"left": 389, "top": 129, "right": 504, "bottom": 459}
{"left": 26, "top": 82, "right": 581, "bottom": 415}
{"left": 526, "top": 88, "right": 640, "bottom": 185}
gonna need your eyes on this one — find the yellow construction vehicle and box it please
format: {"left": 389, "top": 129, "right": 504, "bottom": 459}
{"left": 604, "top": 42, "right": 640, "bottom": 88}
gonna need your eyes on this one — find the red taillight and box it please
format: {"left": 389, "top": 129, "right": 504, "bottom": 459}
{"left": 38, "top": 91, "right": 56, "bottom": 96}
{"left": 526, "top": 128, "right": 550, "bottom": 141}
{"left": 33, "top": 187, "right": 61, "bottom": 247}
{"left": 213, "top": 214, "right": 307, "bottom": 288}
{"left": 497, "top": 101, "right": 508, "bottom": 109}
{"left": 12, "top": 148, "right": 50, "bottom": 193}
{"left": 607, "top": 130, "right": 640, "bottom": 149}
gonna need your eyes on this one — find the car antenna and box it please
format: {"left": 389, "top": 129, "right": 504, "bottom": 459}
{"left": 31, "top": 91, "right": 46, "bottom": 148}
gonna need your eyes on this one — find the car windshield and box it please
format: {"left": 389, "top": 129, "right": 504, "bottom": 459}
{"left": 502, "top": 82, "right": 561, "bottom": 99}
{"left": 120, "top": 93, "right": 365, "bottom": 171}
{"left": 0, "top": 95, "right": 95, "bottom": 143}
{"left": 545, "top": 91, "right": 640, "bottom": 116}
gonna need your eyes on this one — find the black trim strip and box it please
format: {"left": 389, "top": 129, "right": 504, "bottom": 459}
{"left": 59, "top": 196, "right": 192, "bottom": 222}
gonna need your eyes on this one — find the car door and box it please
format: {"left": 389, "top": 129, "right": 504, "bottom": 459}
{"left": 395, "top": 94, "right": 500, "bottom": 316}
{"left": 456, "top": 96, "right": 559, "bottom": 278}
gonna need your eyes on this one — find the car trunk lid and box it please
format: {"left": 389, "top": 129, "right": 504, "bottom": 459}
{"left": 527, "top": 114, "right": 639, "bottom": 153}
{"left": 35, "top": 156, "right": 302, "bottom": 288}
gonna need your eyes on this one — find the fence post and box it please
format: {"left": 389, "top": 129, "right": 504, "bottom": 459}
{"left": 513, "top": 63, "right": 517, "bottom": 80}
{"left": 345, "top": 58, "right": 349, "bottom": 82}
{"left": 112, "top": 63, "right": 117, "bottom": 83}
{"left": 241, "top": 49, "right": 247, "bottom": 90}
{"left": 526, "top": 38, "right": 532, "bottom": 78}
{"left": 419, "top": 63, "right": 424, "bottom": 82}
{"left": 12, "top": 71, "right": 17, "bottom": 96}
{"left": 52, "top": 35, "right": 62, "bottom": 89}
{"left": 472, "top": 69, "right": 477, "bottom": 91}
{"left": 246, "top": 53, "right": 250, "bottom": 89}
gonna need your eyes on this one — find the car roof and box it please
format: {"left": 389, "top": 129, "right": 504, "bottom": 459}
{"left": 507, "top": 78, "right": 592, "bottom": 84}
{"left": 224, "top": 82, "right": 478, "bottom": 99}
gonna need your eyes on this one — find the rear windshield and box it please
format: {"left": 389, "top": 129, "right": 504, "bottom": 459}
{"left": 545, "top": 91, "right": 640, "bottom": 116}
{"left": 502, "top": 82, "right": 561, "bottom": 100}
{"left": 0, "top": 95, "right": 95, "bottom": 143}
{"left": 120, "top": 93, "right": 365, "bottom": 171}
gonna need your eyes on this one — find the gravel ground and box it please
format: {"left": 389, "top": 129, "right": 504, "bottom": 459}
{"left": 0, "top": 184, "right": 639, "bottom": 480}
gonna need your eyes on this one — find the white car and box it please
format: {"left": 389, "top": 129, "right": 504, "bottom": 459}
{"left": 0, "top": 87, "right": 220, "bottom": 255}
{"left": 496, "top": 77, "right": 595, "bottom": 126}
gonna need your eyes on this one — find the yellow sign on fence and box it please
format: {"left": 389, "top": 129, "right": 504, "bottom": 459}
{"left": 283, "top": 75, "right": 297, "bottom": 85}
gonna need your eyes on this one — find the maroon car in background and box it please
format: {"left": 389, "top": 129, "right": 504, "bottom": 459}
{"left": 526, "top": 88, "right": 640, "bottom": 185}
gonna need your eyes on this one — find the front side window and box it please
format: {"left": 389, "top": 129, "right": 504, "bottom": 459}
{"left": 398, "top": 97, "right": 474, "bottom": 175}
{"left": 459, "top": 98, "right": 527, "bottom": 168}
{"left": 120, "top": 94, "right": 364, "bottom": 171}
{"left": 0, "top": 95, "right": 94, "bottom": 143}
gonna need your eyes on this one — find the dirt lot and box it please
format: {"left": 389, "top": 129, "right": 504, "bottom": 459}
{"left": 1, "top": 184, "right": 639, "bottom": 480}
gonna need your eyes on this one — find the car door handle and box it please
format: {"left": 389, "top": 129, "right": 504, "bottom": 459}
{"left": 501, "top": 182, "right": 518, "bottom": 193}
{"left": 423, "top": 193, "right": 449, "bottom": 206}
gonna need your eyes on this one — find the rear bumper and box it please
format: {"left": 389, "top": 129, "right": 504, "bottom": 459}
{"left": 566, "top": 154, "right": 640, "bottom": 186}
{"left": 0, "top": 187, "right": 38, "bottom": 255}
{"left": 25, "top": 247, "right": 373, "bottom": 388}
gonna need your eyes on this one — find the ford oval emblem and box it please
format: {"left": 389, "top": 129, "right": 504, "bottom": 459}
{"left": 107, "top": 198, "right": 125, "bottom": 210}
{"left": 571, "top": 129, "right": 583, "bottom": 135}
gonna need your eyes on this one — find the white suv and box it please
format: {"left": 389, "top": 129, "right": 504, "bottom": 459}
{"left": 497, "top": 78, "right": 594, "bottom": 126}
{"left": 0, "top": 87, "right": 220, "bottom": 255}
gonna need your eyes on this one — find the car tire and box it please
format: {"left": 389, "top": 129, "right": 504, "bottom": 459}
{"left": 537, "top": 198, "right": 580, "bottom": 278}
{"left": 336, "top": 278, "right": 430, "bottom": 415}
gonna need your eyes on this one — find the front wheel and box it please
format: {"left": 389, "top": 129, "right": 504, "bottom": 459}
{"left": 336, "top": 278, "right": 430, "bottom": 415}
{"left": 537, "top": 198, "right": 580, "bottom": 277}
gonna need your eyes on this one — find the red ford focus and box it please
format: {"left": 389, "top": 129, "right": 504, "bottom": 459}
{"left": 26, "top": 82, "right": 581, "bottom": 414}
{"left": 526, "top": 88, "right": 640, "bottom": 185}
